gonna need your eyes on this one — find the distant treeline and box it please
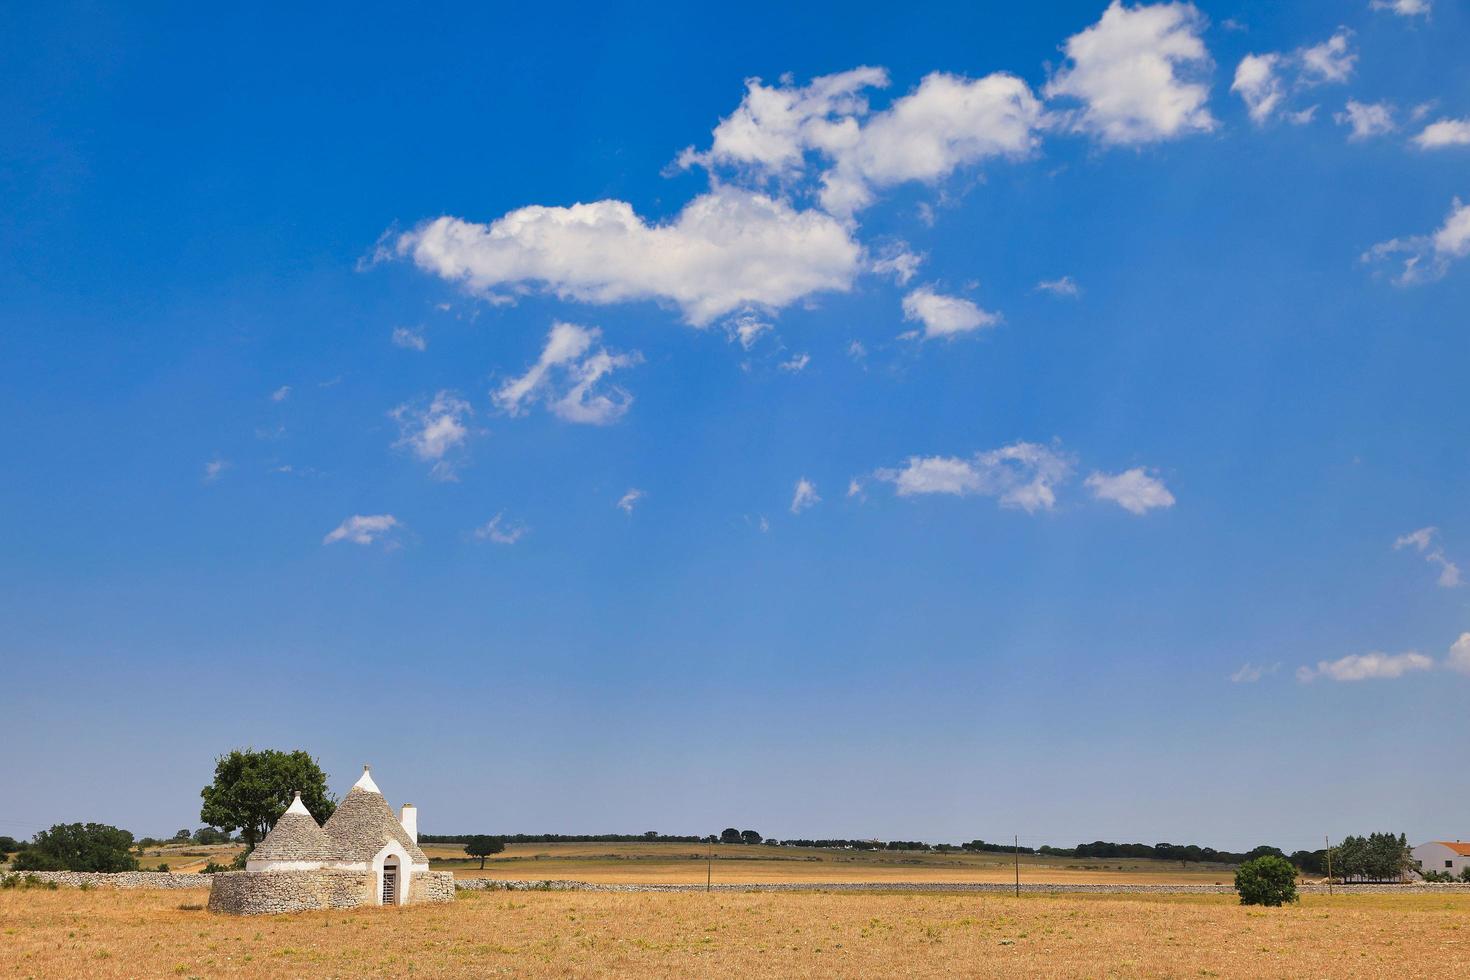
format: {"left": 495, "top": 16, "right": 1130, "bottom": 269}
{"left": 418, "top": 833, "right": 707, "bottom": 845}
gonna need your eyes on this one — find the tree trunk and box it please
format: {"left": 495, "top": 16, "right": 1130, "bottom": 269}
{"left": 480, "top": 855, "right": 485, "bottom": 870}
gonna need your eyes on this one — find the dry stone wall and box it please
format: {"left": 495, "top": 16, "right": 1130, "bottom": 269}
{"left": 2, "top": 871, "right": 206, "bottom": 890}
{"left": 410, "top": 871, "right": 456, "bottom": 904}
{"left": 207, "top": 869, "right": 372, "bottom": 914}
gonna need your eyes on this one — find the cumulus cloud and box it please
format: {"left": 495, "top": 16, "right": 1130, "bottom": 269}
{"left": 1299, "top": 30, "right": 1357, "bottom": 85}
{"left": 494, "top": 322, "right": 641, "bottom": 425}
{"left": 1370, "top": 0, "right": 1430, "bottom": 16}
{"left": 617, "top": 488, "right": 645, "bottom": 514}
{"left": 1336, "top": 99, "right": 1396, "bottom": 140}
{"left": 1043, "top": 1, "right": 1215, "bottom": 145}
{"left": 1232, "top": 31, "right": 1355, "bottom": 125}
{"left": 1414, "top": 118, "right": 1470, "bottom": 149}
{"left": 271, "top": 385, "right": 292, "bottom": 402}
{"left": 473, "top": 513, "right": 529, "bottom": 545}
{"left": 790, "top": 477, "right": 821, "bottom": 514}
{"left": 323, "top": 514, "right": 400, "bottom": 546}
{"left": 397, "top": 188, "right": 861, "bottom": 327}
{"left": 874, "top": 442, "right": 1073, "bottom": 513}
{"left": 682, "top": 67, "right": 1044, "bottom": 217}
{"left": 1231, "top": 53, "right": 1284, "bottom": 124}
{"left": 1084, "top": 468, "right": 1176, "bottom": 514}
{"left": 1035, "top": 275, "right": 1081, "bottom": 297}
{"left": 391, "top": 390, "right": 473, "bottom": 480}
{"left": 392, "top": 326, "right": 428, "bottom": 351}
{"left": 1394, "top": 526, "right": 1463, "bottom": 588}
{"left": 1363, "top": 197, "right": 1470, "bottom": 285}
{"left": 1447, "top": 633, "right": 1470, "bottom": 674}
{"left": 901, "top": 287, "right": 1000, "bottom": 339}
{"left": 1297, "top": 650, "right": 1434, "bottom": 682}
{"left": 1230, "top": 662, "right": 1279, "bottom": 683}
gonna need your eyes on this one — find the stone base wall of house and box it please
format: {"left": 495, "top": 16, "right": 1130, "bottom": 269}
{"left": 409, "top": 870, "right": 456, "bottom": 904}
{"left": 207, "top": 869, "right": 373, "bottom": 915}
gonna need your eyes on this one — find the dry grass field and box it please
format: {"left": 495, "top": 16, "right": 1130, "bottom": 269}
{"left": 3, "top": 885, "right": 1466, "bottom": 978}
{"left": 420, "top": 841, "right": 1246, "bottom": 885}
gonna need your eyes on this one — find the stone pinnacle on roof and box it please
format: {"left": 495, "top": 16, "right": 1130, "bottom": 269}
{"left": 283, "top": 791, "right": 311, "bottom": 816}
{"left": 353, "top": 764, "right": 381, "bottom": 794}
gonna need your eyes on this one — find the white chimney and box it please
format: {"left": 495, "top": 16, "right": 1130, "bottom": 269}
{"left": 400, "top": 804, "right": 418, "bottom": 843}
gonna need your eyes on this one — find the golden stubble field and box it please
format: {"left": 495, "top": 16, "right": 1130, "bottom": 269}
{"left": 3, "top": 887, "right": 1467, "bottom": 979}
{"left": 419, "top": 841, "right": 1247, "bottom": 885}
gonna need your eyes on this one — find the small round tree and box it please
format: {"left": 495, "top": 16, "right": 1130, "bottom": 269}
{"left": 463, "top": 835, "right": 505, "bottom": 870}
{"left": 1235, "top": 854, "right": 1299, "bottom": 906}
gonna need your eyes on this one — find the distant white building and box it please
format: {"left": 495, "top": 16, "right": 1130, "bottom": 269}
{"left": 1411, "top": 841, "right": 1470, "bottom": 877}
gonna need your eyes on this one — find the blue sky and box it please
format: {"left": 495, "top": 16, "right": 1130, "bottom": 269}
{"left": 3, "top": 0, "right": 1469, "bottom": 850}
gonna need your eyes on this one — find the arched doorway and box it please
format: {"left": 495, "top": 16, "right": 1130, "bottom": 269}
{"left": 381, "top": 857, "right": 399, "bottom": 906}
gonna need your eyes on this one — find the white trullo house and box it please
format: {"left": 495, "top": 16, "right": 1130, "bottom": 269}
{"left": 207, "top": 766, "right": 454, "bottom": 914}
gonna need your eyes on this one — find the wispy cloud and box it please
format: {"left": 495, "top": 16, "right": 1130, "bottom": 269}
{"left": 392, "top": 326, "right": 428, "bottom": 351}
{"left": 473, "top": 513, "right": 528, "bottom": 545}
{"left": 495, "top": 322, "right": 641, "bottom": 425}
{"left": 779, "top": 352, "right": 810, "bottom": 373}
{"left": 203, "top": 458, "right": 230, "bottom": 484}
{"left": 1363, "top": 197, "right": 1470, "bottom": 285}
{"left": 617, "top": 488, "right": 645, "bottom": 514}
{"left": 1035, "top": 275, "right": 1080, "bottom": 297}
{"left": 874, "top": 442, "right": 1073, "bottom": 513}
{"left": 324, "top": 514, "right": 400, "bottom": 546}
{"left": 1394, "top": 526, "right": 1462, "bottom": 587}
{"left": 901, "top": 287, "right": 999, "bottom": 340}
{"left": 270, "top": 385, "right": 292, "bottom": 402}
{"left": 1296, "top": 650, "right": 1433, "bottom": 682}
{"left": 1230, "top": 662, "right": 1280, "bottom": 683}
{"left": 391, "top": 390, "right": 473, "bottom": 480}
{"left": 1336, "top": 99, "right": 1396, "bottom": 140}
{"left": 790, "top": 478, "right": 821, "bottom": 514}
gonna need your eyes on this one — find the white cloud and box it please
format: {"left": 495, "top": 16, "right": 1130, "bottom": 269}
{"left": 677, "top": 66, "right": 890, "bottom": 177}
{"left": 1297, "top": 650, "right": 1434, "bottom": 682}
{"left": 1371, "top": 0, "right": 1430, "bottom": 16}
{"left": 617, "top": 488, "right": 645, "bottom": 514}
{"left": 1364, "top": 197, "right": 1470, "bottom": 285}
{"left": 1035, "top": 275, "right": 1081, "bottom": 297}
{"left": 473, "top": 513, "right": 528, "bottom": 545}
{"left": 847, "top": 478, "right": 864, "bottom": 498}
{"left": 397, "top": 188, "right": 862, "bottom": 326}
{"left": 1043, "top": 1, "right": 1215, "bottom": 145}
{"left": 874, "top": 442, "right": 1073, "bottom": 513}
{"left": 1299, "top": 30, "right": 1357, "bottom": 85}
{"left": 392, "top": 326, "right": 428, "bottom": 351}
{"left": 779, "top": 352, "right": 811, "bottom": 372}
{"left": 1446, "top": 633, "right": 1470, "bottom": 674}
{"left": 901, "top": 287, "right": 1000, "bottom": 339}
{"left": 323, "top": 514, "right": 400, "bottom": 546}
{"left": 1231, "top": 53, "right": 1284, "bottom": 124}
{"left": 790, "top": 477, "right": 821, "bottom": 514}
{"left": 1084, "top": 468, "right": 1176, "bottom": 514}
{"left": 494, "top": 321, "right": 641, "bottom": 425}
{"left": 846, "top": 340, "right": 868, "bottom": 361}
{"left": 1230, "top": 662, "right": 1279, "bottom": 683}
{"left": 270, "top": 385, "right": 292, "bottom": 403}
{"left": 682, "top": 67, "right": 1044, "bottom": 217}
{"left": 725, "top": 312, "right": 772, "bottom": 350}
{"left": 1336, "top": 99, "right": 1395, "bottom": 140}
{"left": 1233, "top": 31, "right": 1355, "bottom": 125}
{"left": 817, "top": 71, "right": 1045, "bottom": 216}
{"left": 871, "top": 246, "right": 923, "bottom": 285}
{"left": 391, "top": 390, "right": 473, "bottom": 480}
{"left": 202, "top": 458, "right": 229, "bottom": 484}
{"left": 1394, "top": 526, "right": 1463, "bottom": 588}
{"left": 1414, "top": 118, "right": 1470, "bottom": 149}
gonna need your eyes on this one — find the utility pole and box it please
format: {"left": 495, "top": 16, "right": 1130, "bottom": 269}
{"left": 1014, "top": 835, "right": 1020, "bottom": 899}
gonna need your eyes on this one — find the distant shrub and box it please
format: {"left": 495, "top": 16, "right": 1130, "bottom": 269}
{"left": 1421, "top": 870, "right": 1455, "bottom": 883}
{"left": 200, "top": 862, "right": 232, "bottom": 875}
{"left": 1235, "top": 855, "right": 1299, "bottom": 906}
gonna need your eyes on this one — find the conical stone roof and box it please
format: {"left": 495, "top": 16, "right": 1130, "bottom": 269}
{"left": 322, "top": 767, "right": 427, "bottom": 864}
{"left": 250, "top": 792, "right": 331, "bottom": 863}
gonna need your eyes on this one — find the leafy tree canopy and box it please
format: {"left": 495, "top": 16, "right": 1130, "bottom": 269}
{"left": 462, "top": 835, "right": 505, "bottom": 869}
{"left": 1235, "top": 855, "right": 1299, "bottom": 907}
{"left": 199, "top": 748, "right": 335, "bottom": 850}
{"left": 11, "top": 823, "right": 138, "bottom": 872}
